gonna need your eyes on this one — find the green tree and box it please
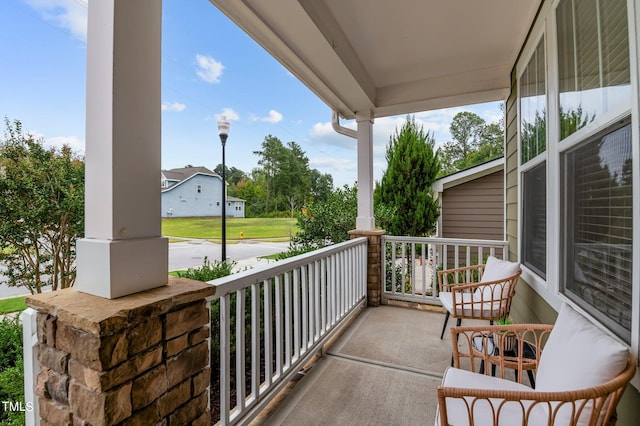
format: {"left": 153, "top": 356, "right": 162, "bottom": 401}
{"left": 213, "top": 164, "right": 247, "bottom": 197}
{"left": 281, "top": 183, "right": 391, "bottom": 256}
{"left": 440, "top": 109, "right": 505, "bottom": 175}
{"left": 253, "top": 136, "right": 314, "bottom": 215}
{"left": 253, "top": 135, "right": 286, "bottom": 214}
{"left": 277, "top": 141, "right": 311, "bottom": 217}
{"left": 0, "top": 118, "right": 84, "bottom": 293}
{"left": 309, "top": 169, "right": 333, "bottom": 203}
{"left": 375, "top": 116, "right": 441, "bottom": 236}
{"left": 293, "top": 184, "right": 358, "bottom": 250}
{"left": 234, "top": 176, "right": 265, "bottom": 218}
{"left": 440, "top": 111, "right": 485, "bottom": 174}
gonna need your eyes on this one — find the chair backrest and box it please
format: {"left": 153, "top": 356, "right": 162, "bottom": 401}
{"left": 475, "top": 256, "right": 520, "bottom": 314}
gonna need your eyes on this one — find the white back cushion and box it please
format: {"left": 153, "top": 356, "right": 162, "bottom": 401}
{"left": 537, "top": 303, "right": 628, "bottom": 391}
{"left": 475, "top": 256, "right": 520, "bottom": 302}
{"left": 536, "top": 303, "right": 629, "bottom": 425}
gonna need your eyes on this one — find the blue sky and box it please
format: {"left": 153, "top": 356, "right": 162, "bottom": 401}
{"left": 0, "top": 0, "right": 502, "bottom": 188}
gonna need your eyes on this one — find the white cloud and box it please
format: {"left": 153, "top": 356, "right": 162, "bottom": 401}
{"left": 213, "top": 108, "right": 240, "bottom": 122}
{"left": 262, "top": 110, "right": 283, "bottom": 124}
{"left": 196, "top": 54, "right": 224, "bottom": 83}
{"left": 310, "top": 156, "right": 356, "bottom": 173}
{"left": 250, "top": 109, "right": 283, "bottom": 124}
{"left": 309, "top": 121, "right": 356, "bottom": 149}
{"left": 22, "top": 128, "right": 85, "bottom": 154}
{"left": 161, "top": 102, "right": 186, "bottom": 112}
{"left": 47, "top": 136, "right": 85, "bottom": 154}
{"left": 25, "top": 0, "right": 88, "bottom": 42}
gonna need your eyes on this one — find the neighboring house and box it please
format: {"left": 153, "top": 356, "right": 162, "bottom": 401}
{"left": 161, "top": 166, "right": 245, "bottom": 218}
{"left": 433, "top": 158, "right": 504, "bottom": 242}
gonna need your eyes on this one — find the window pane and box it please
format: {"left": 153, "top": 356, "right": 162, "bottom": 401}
{"left": 522, "top": 163, "right": 546, "bottom": 277}
{"left": 562, "top": 122, "right": 632, "bottom": 342}
{"left": 556, "top": 0, "right": 630, "bottom": 139}
{"left": 520, "top": 38, "right": 546, "bottom": 163}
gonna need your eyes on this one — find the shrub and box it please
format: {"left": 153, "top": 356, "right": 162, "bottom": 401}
{"left": 0, "top": 316, "right": 22, "bottom": 372}
{"left": 0, "top": 317, "right": 25, "bottom": 425}
{"left": 175, "top": 257, "right": 235, "bottom": 281}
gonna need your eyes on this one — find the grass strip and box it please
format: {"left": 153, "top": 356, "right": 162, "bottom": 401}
{"left": 162, "top": 217, "right": 297, "bottom": 241}
{"left": 0, "top": 295, "right": 27, "bottom": 314}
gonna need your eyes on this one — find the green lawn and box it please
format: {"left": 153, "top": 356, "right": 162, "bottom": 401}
{"left": 0, "top": 295, "right": 27, "bottom": 314}
{"left": 162, "top": 217, "right": 298, "bottom": 242}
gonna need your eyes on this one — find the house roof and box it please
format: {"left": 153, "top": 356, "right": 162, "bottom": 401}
{"left": 433, "top": 157, "right": 504, "bottom": 193}
{"left": 161, "top": 166, "right": 246, "bottom": 202}
{"left": 161, "top": 166, "right": 219, "bottom": 192}
{"left": 209, "top": 0, "right": 542, "bottom": 119}
{"left": 161, "top": 166, "right": 218, "bottom": 183}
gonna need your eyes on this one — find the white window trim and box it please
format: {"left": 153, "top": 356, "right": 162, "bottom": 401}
{"left": 516, "top": 0, "right": 640, "bottom": 372}
{"left": 628, "top": 0, "right": 640, "bottom": 376}
{"left": 517, "top": 26, "right": 549, "bottom": 294}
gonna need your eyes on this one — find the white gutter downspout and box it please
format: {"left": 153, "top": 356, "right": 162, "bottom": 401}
{"left": 332, "top": 110, "right": 375, "bottom": 230}
{"left": 332, "top": 110, "right": 357, "bottom": 139}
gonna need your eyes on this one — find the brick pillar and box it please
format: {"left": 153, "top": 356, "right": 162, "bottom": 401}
{"left": 26, "top": 277, "right": 216, "bottom": 426}
{"left": 349, "top": 229, "right": 386, "bottom": 307}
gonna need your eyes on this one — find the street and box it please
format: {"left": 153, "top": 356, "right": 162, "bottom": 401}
{"left": 0, "top": 239, "right": 290, "bottom": 299}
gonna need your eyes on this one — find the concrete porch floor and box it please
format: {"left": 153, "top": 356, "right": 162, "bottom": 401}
{"left": 261, "top": 305, "right": 453, "bottom": 425}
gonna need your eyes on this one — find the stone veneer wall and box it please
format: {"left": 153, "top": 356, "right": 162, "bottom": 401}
{"left": 26, "top": 277, "right": 216, "bottom": 426}
{"left": 349, "top": 229, "right": 385, "bottom": 307}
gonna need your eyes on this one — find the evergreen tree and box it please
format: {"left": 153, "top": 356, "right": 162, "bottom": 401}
{"left": 375, "top": 116, "right": 440, "bottom": 236}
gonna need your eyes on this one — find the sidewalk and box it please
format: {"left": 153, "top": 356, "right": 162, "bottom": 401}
{"left": 233, "top": 255, "right": 277, "bottom": 272}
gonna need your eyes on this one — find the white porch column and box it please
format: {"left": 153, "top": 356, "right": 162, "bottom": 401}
{"left": 356, "top": 111, "right": 375, "bottom": 230}
{"left": 76, "top": 0, "right": 167, "bottom": 299}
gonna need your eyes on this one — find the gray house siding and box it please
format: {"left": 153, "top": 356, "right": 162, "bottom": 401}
{"left": 161, "top": 174, "right": 244, "bottom": 218}
{"left": 441, "top": 170, "right": 504, "bottom": 241}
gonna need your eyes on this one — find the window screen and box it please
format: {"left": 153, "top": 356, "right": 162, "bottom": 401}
{"left": 561, "top": 121, "right": 632, "bottom": 342}
{"left": 522, "top": 163, "right": 547, "bottom": 278}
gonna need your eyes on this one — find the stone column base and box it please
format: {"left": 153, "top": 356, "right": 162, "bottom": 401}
{"left": 349, "top": 229, "right": 386, "bottom": 307}
{"left": 26, "top": 277, "right": 216, "bottom": 426}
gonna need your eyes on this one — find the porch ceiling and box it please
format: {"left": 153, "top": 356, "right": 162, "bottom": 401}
{"left": 209, "top": 0, "right": 542, "bottom": 119}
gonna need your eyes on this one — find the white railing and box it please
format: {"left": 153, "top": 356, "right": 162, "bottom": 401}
{"left": 21, "top": 307, "right": 39, "bottom": 426}
{"left": 382, "top": 236, "right": 509, "bottom": 305}
{"left": 209, "top": 237, "right": 368, "bottom": 425}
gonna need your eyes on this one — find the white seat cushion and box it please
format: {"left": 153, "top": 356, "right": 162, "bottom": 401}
{"left": 536, "top": 303, "right": 629, "bottom": 425}
{"left": 438, "top": 367, "right": 546, "bottom": 426}
{"left": 439, "top": 291, "right": 503, "bottom": 318}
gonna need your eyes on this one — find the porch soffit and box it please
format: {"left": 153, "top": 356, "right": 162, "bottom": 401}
{"left": 209, "top": 0, "right": 542, "bottom": 119}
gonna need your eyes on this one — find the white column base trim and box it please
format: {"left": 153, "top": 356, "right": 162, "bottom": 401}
{"left": 356, "top": 216, "right": 375, "bottom": 231}
{"left": 76, "top": 237, "right": 168, "bottom": 299}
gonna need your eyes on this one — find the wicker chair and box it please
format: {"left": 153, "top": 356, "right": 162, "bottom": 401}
{"left": 436, "top": 304, "right": 637, "bottom": 426}
{"left": 437, "top": 256, "right": 521, "bottom": 339}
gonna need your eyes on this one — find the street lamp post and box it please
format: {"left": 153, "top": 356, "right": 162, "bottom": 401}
{"left": 217, "top": 116, "right": 230, "bottom": 263}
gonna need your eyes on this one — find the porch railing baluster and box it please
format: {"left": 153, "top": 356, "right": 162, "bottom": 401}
{"left": 211, "top": 237, "right": 368, "bottom": 426}
{"left": 381, "top": 236, "right": 509, "bottom": 306}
